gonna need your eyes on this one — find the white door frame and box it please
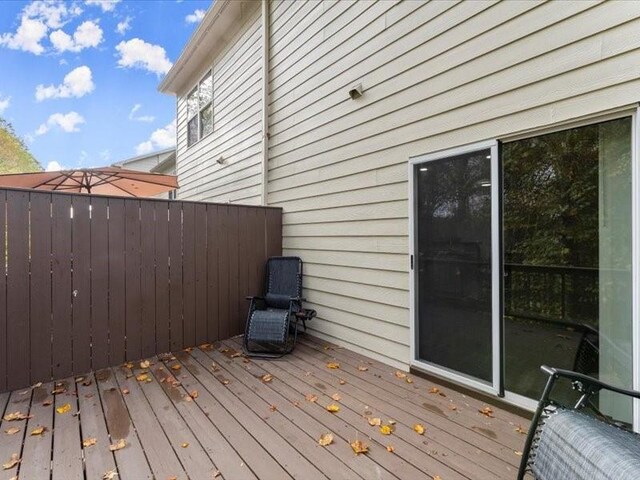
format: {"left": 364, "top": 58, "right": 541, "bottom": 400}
{"left": 408, "top": 140, "right": 500, "bottom": 396}
{"left": 409, "top": 109, "right": 640, "bottom": 419}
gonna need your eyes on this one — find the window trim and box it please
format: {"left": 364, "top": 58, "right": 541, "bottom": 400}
{"left": 186, "top": 69, "right": 213, "bottom": 148}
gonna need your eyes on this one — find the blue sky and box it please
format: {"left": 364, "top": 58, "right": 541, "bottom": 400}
{"left": 0, "top": 0, "right": 211, "bottom": 171}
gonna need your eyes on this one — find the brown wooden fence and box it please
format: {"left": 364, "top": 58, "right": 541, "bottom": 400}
{"left": 0, "top": 188, "right": 282, "bottom": 392}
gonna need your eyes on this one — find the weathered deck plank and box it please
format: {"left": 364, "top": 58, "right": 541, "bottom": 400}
{"left": 19, "top": 383, "right": 54, "bottom": 480}
{"left": 0, "top": 390, "right": 29, "bottom": 480}
{"left": 51, "top": 378, "right": 83, "bottom": 480}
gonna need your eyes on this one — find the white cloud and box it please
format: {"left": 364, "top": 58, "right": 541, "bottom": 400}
{"left": 115, "top": 16, "right": 131, "bottom": 35}
{"left": 128, "top": 104, "right": 154, "bottom": 123}
{"left": 85, "top": 0, "right": 120, "bottom": 12}
{"left": 0, "top": 16, "right": 48, "bottom": 54}
{"left": 0, "top": 1, "right": 82, "bottom": 55}
{"left": 50, "top": 20, "right": 103, "bottom": 53}
{"left": 35, "top": 66, "right": 94, "bottom": 101}
{"left": 135, "top": 120, "right": 176, "bottom": 154}
{"left": 116, "top": 38, "right": 172, "bottom": 76}
{"left": 185, "top": 9, "right": 205, "bottom": 24}
{"left": 0, "top": 96, "right": 10, "bottom": 115}
{"left": 46, "top": 160, "right": 63, "bottom": 171}
{"left": 36, "top": 111, "right": 85, "bottom": 136}
{"left": 59, "top": 58, "right": 67, "bottom": 65}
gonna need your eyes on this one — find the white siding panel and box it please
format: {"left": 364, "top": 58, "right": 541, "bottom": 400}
{"left": 175, "top": 0, "right": 640, "bottom": 369}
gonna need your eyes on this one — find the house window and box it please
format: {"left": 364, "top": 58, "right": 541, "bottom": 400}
{"left": 186, "top": 70, "right": 213, "bottom": 147}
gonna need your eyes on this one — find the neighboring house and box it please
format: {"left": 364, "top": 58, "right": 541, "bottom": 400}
{"left": 159, "top": 0, "right": 640, "bottom": 420}
{"left": 112, "top": 147, "right": 177, "bottom": 198}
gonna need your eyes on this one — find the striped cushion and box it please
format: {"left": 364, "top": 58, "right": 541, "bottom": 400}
{"left": 532, "top": 409, "right": 640, "bottom": 480}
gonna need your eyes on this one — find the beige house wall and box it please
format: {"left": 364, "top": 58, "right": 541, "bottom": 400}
{"left": 175, "top": 0, "right": 640, "bottom": 368}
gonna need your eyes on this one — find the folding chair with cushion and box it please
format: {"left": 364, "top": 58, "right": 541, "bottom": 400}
{"left": 243, "top": 256, "right": 316, "bottom": 357}
{"left": 518, "top": 365, "right": 640, "bottom": 480}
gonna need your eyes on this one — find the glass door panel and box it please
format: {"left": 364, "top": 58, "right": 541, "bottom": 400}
{"left": 415, "top": 148, "right": 494, "bottom": 384}
{"left": 502, "top": 117, "right": 633, "bottom": 423}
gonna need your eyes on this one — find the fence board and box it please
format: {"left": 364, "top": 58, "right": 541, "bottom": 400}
{"left": 52, "top": 193, "right": 73, "bottom": 380}
{"left": 90, "top": 197, "right": 109, "bottom": 370}
{"left": 195, "top": 203, "right": 207, "bottom": 345}
{"left": 140, "top": 201, "right": 156, "bottom": 358}
{"left": 206, "top": 205, "right": 219, "bottom": 342}
{"left": 108, "top": 198, "right": 126, "bottom": 364}
{"left": 72, "top": 195, "right": 92, "bottom": 374}
{"left": 29, "top": 192, "right": 52, "bottom": 383}
{"left": 168, "top": 203, "right": 183, "bottom": 350}
{"left": 0, "top": 191, "right": 6, "bottom": 392}
{"left": 125, "top": 200, "right": 142, "bottom": 360}
{"left": 6, "top": 190, "right": 30, "bottom": 389}
{"left": 155, "top": 202, "right": 170, "bottom": 353}
{"left": 0, "top": 188, "right": 282, "bottom": 392}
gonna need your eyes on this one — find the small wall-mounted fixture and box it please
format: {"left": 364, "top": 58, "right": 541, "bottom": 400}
{"left": 216, "top": 156, "right": 225, "bottom": 165}
{"left": 348, "top": 83, "right": 363, "bottom": 100}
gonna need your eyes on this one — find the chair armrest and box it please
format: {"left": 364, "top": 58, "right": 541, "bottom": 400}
{"left": 541, "top": 365, "right": 640, "bottom": 400}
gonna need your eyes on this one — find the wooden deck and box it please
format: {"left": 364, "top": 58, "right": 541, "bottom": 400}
{"left": 0, "top": 335, "right": 529, "bottom": 480}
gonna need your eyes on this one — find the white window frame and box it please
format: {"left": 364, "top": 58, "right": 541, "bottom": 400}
{"left": 408, "top": 107, "right": 640, "bottom": 425}
{"left": 186, "top": 69, "right": 213, "bottom": 148}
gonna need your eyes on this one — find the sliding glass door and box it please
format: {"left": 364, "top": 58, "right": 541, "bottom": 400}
{"left": 412, "top": 115, "right": 635, "bottom": 421}
{"left": 412, "top": 143, "right": 498, "bottom": 391}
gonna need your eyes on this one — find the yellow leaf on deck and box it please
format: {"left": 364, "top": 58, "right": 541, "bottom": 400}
{"left": 367, "top": 417, "right": 381, "bottom": 426}
{"left": 386, "top": 445, "right": 395, "bottom": 453}
{"left": 140, "top": 360, "right": 151, "bottom": 369}
{"left": 339, "top": 379, "right": 346, "bottom": 385}
{"left": 83, "top": 437, "right": 97, "bottom": 447}
{"left": 413, "top": 424, "right": 425, "bottom": 435}
{"left": 30, "top": 426, "right": 46, "bottom": 436}
{"left": 350, "top": 440, "right": 368, "bottom": 455}
{"left": 269, "top": 405, "right": 277, "bottom": 412}
{"left": 515, "top": 425, "right": 527, "bottom": 435}
{"left": 406, "top": 377, "right": 413, "bottom": 384}
{"left": 109, "top": 439, "right": 126, "bottom": 451}
{"left": 181, "top": 442, "right": 189, "bottom": 448}
{"left": 394, "top": 371, "right": 407, "bottom": 379}
{"left": 331, "top": 393, "right": 341, "bottom": 401}
{"left": 2, "top": 453, "right": 20, "bottom": 470}
{"left": 326, "top": 362, "right": 340, "bottom": 369}
{"left": 380, "top": 425, "right": 393, "bottom": 435}
{"left": 261, "top": 374, "right": 273, "bottom": 383}
{"left": 136, "top": 373, "right": 150, "bottom": 382}
{"left": 56, "top": 403, "right": 71, "bottom": 414}
{"left": 4, "top": 427, "right": 20, "bottom": 435}
{"left": 429, "top": 387, "right": 441, "bottom": 394}
{"left": 326, "top": 404, "right": 340, "bottom": 413}
{"left": 515, "top": 450, "right": 523, "bottom": 456}
{"left": 318, "top": 433, "right": 333, "bottom": 446}
{"left": 357, "top": 365, "right": 368, "bottom": 372}
{"left": 123, "top": 362, "right": 134, "bottom": 369}
{"left": 479, "top": 406, "right": 494, "bottom": 418}
{"left": 171, "top": 364, "right": 181, "bottom": 371}
{"left": 3, "top": 411, "right": 30, "bottom": 421}
{"left": 102, "top": 469, "right": 118, "bottom": 479}
{"left": 189, "top": 390, "right": 198, "bottom": 399}
{"left": 305, "top": 393, "right": 318, "bottom": 403}
{"left": 434, "top": 476, "right": 442, "bottom": 480}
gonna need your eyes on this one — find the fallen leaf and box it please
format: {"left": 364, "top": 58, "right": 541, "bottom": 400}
{"left": 123, "top": 362, "right": 134, "bottom": 369}
{"left": 386, "top": 445, "right": 395, "bottom": 453}
{"left": 357, "top": 365, "right": 368, "bottom": 372}
{"left": 406, "top": 377, "right": 413, "bottom": 384}
{"left": 109, "top": 439, "right": 126, "bottom": 451}
{"left": 51, "top": 386, "right": 66, "bottom": 395}
{"left": 413, "top": 424, "right": 425, "bottom": 435}
{"left": 136, "top": 373, "right": 150, "bottom": 382}
{"left": 33, "top": 382, "right": 42, "bottom": 388}
{"left": 515, "top": 450, "right": 523, "bottom": 456}
{"left": 388, "top": 419, "right": 396, "bottom": 425}
{"left": 478, "top": 406, "right": 494, "bottom": 418}
{"left": 448, "top": 404, "right": 458, "bottom": 411}
{"left": 318, "top": 433, "right": 333, "bottom": 446}
{"left": 326, "top": 404, "right": 340, "bottom": 413}
{"left": 429, "top": 387, "right": 441, "bottom": 394}
{"left": 75, "top": 376, "right": 85, "bottom": 383}
{"left": 367, "top": 417, "right": 381, "bottom": 426}
{"left": 326, "top": 362, "right": 340, "bottom": 369}
{"left": 184, "top": 395, "right": 193, "bottom": 402}
{"left": 4, "top": 427, "right": 20, "bottom": 435}
{"left": 261, "top": 374, "right": 273, "bottom": 383}
{"left": 2, "top": 454, "right": 20, "bottom": 470}
{"left": 395, "top": 371, "right": 407, "bottom": 379}
{"left": 434, "top": 476, "right": 442, "bottom": 480}
{"left": 103, "top": 469, "right": 118, "bottom": 479}
{"left": 350, "top": 440, "right": 368, "bottom": 455}
{"left": 82, "top": 378, "right": 93, "bottom": 386}
{"left": 199, "top": 343, "right": 213, "bottom": 350}
{"left": 181, "top": 442, "right": 189, "bottom": 448}
{"left": 42, "top": 399, "right": 52, "bottom": 406}
{"left": 189, "top": 390, "right": 198, "bottom": 399}
{"left": 331, "top": 393, "right": 341, "bottom": 401}
{"left": 305, "top": 393, "right": 318, "bottom": 403}
{"left": 515, "top": 425, "right": 527, "bottom": 435}
{"left": 221, "top": 379, "right": 230, "bottom": 386}
{"left": 56, "top": 403, "right": 71, "bottom": 414}
{"left": 30, "top": 426, "right": 47, "bottom": 436}
{"left": 230, "top": 352, "right": 242, "bottom": 358}
{"left": 213, "top": 470, "right": 221, "bottom": 478}
{"left": 140, "top": 360, "right": 151, "bottom": 369}
{"left": 339, "top": 379, "right": 346, "bottom": 385}
{"left": 83, "top": 437, "right": 97, "bottom": 447}
{"left": 121, "top": 388, "right": 130, "bottom": 395}
{"left": 380, "top": 425, "right": 393, "bottom": 435}
{"left": 171, "top": 364, "right": 182, "bottom": 371}
{"left": 269, "top": 405, "right": 277, "bottom": 412}
{"left": 167, "top": 477, "right": 177, "bottom": 480}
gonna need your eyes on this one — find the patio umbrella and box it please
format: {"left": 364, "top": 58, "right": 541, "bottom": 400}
{"left": 0, "top": 166, "right": 178, "bottom": 197}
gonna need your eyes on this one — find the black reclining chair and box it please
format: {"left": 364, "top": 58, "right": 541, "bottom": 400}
{"left": 243, "top": 256, "right": 316, "bottom": 357}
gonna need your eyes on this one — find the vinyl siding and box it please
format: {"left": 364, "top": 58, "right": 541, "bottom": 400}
{"left": 175, "top": 0, "right": 640, "bottom": 369}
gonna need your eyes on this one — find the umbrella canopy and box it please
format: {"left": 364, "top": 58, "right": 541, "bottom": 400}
{"left": 0, "top": 167, "right": 178, "bottom": 197}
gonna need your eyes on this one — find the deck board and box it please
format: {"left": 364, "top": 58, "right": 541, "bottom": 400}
{"left": 0, "top": 335, "right": 529, "bottom": 480}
